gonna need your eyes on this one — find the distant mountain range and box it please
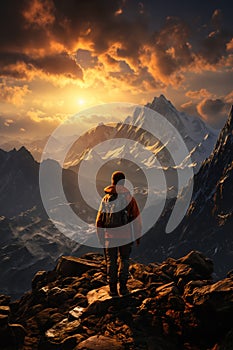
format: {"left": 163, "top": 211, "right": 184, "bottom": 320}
{"left": 0, "top": 96, "right": 232, "bottom": 297}
{"left": 1, "top": 95, "right": 218, "bottom": 171}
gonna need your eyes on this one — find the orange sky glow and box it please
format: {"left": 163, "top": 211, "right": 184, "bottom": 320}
{"left": 0, "top": 0, "right": 232, "bottom": 140}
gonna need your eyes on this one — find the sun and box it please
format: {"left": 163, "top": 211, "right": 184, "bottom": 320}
{"left": 78, "top": 98, "right": 85, "bottom": 106}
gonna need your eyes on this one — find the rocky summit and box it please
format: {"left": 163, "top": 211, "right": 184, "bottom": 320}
{"left": 0, "top": 251, "right": 233, "bottom": 350}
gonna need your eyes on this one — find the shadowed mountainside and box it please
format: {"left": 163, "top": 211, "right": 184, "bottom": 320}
{"left": 134, "top": 106, "right": 233, "bottom": 278}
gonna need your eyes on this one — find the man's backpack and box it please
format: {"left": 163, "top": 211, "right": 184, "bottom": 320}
{"left": 102, "top": 193, "right": 131, "bottom": 228}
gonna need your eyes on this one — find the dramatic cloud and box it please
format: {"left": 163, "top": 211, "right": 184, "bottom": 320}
{"left": 186, "top": 89, "right": 212, "bottom": 100}
{"left": 0, "top": 1, "right": 232, "bottom": 88}
{"left": 0, "top": 0, "right": 232, "bottom": 138}
{"left": 0, "top": 82, "right": 30, "bottom": 105}
{"left": 197, "top": 98, "right": 231, "bottom": 128}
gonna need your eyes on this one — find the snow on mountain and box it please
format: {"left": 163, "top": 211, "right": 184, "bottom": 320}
{"left": 64, "top": 95, "right": 218, "bottom": 176}
{"left": 140, "top": 95, "right": 218, "bottom": 171}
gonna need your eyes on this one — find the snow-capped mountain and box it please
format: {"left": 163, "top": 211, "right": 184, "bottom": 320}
{"left": 143, "top": 95, "right": 218, "bottom": 169}
{"left": 0, "top": 96, "right": 218, "bottom": 173}
{"left": 64, "top": 95, "right": 218, "bottom": 174}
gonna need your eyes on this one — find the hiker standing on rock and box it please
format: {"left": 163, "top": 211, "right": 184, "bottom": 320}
{"left": 96, "top": 171, "right": 142, "bottom": 296}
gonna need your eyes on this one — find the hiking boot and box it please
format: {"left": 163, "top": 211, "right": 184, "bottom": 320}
{"left": 119, "top": 284, "right": 129, "bottom": 296}
{"left": 109, "top": 284, "right": 118, "bottom": 297}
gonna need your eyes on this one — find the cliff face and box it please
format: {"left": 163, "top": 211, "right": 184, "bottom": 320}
{"left": 135, "top": 107, "right": 233, "bottom": 278}
{"left": 1, "top": 251, "right": 233, "bottom": 350}
{"left": 172, "top": 107, "right": 233, "bottom": 273}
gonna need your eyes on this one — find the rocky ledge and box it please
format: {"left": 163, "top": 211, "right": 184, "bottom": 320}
{"left": 0, "top": 251, "right": 233, "bottom": 350}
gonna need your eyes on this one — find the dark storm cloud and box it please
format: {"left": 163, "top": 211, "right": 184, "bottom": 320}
{"left": 0, "top": 52, "right": 83, "bottom": 80}
{"left": 53, "top": 0, "right": 148, "bottom": 56}
{"left": 0, "top": 0, "right": 148, "bottom": 78}
{"left": 150, "top": 16, "right": 193, "bottom": 79}
{"left": 0, "top": 0, "right": 52, "bottom": 51}
{"left": 197, "top": 98, "right": 231, "bottom": 129}
{"left": 34, "top": 53, "right": 83, "bottom": 78}
{"left": 0, "top": 0, "right": 232, "bottom": 84}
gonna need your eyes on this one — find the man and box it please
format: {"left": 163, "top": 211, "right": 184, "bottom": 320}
{"left": 96, "top": 171, "right": 142, "bottom": 296}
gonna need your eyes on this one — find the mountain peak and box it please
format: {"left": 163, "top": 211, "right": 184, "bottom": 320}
{"left": 17, "top": 146, "right": 35, "bottom": 161}
{"left": 5, "top": 146, "right": 36, "bottom": 164}
{"left": 146, "top": 94, "right": 176, "bottom": 114}
{"left": 18, "top": 145, "right": 29, "bottom": 153}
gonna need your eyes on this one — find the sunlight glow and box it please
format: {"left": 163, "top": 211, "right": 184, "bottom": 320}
{"left": 78, "top": 98, "right": 85, "bottom": 106}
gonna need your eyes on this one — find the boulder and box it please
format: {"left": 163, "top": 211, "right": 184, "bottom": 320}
{"left": 32, "top": 270, "right": 47, "bottom": 290}
{"left": 56, "top": 256, "right": 100, "bottom": 277}
{"left": 61, "top": 334, "right": 85, "bottom": 350}
{"left": 73, "top": 293, "right": 88, "bottom": 307}
{"left": 183, "top": 280, "right": 212, "bottom": 302}
{"left": 177, "top": 251, "right": 213, "bottom": 278}
{"left": 188, "top": 277, "right": 233, "bottom": 313}
{"left": 35, "top": 308, "right": 59, "bottom": 331}
{"left": 75, "top": 335, "right": 124, "bottom": 350}
{"left": 84, "top": 284, "right": 146, "bottom": 316}
{"left": 47, "top": 287, "right": 73, "bottom": 306}
{"left": 184, "top": 277, "right": 233, "bottom": 339}
{"left": 87, "top": 279, "right": 144, "bottom": 305}
{"left": 68, "top": 306, "right": 85, "bottom": 321}
{"left": 156, "top": 282, "right": 179, "bottom": 299}
{"left": 45, "top": 318, "right": 82, "bottom": 344}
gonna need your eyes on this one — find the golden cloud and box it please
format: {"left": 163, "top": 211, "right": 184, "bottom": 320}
{"left": 0, "top": 82, "right": 31, "bottom": 105}
{"left": 197, "top": 98, "right": 230, "bottom": 128}
{"left": 186, "top": 89, "right": 212, "bottom": 100}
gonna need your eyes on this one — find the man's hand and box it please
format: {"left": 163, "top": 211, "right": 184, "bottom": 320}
{"left": 136, "top": 238, "right": 140, "bottom": 246}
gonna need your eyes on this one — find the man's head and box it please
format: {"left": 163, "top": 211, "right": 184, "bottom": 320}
{"left": 111, "top": 171, "right": 125, "bottom": 186}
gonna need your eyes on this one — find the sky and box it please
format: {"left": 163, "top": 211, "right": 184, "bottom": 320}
{"left": 0, "top": 0, "right": 232, "bottom": 141}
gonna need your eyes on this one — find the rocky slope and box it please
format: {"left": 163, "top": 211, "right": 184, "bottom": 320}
{"left": 0, "top": 251, "right": 233, "bottom": 350}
